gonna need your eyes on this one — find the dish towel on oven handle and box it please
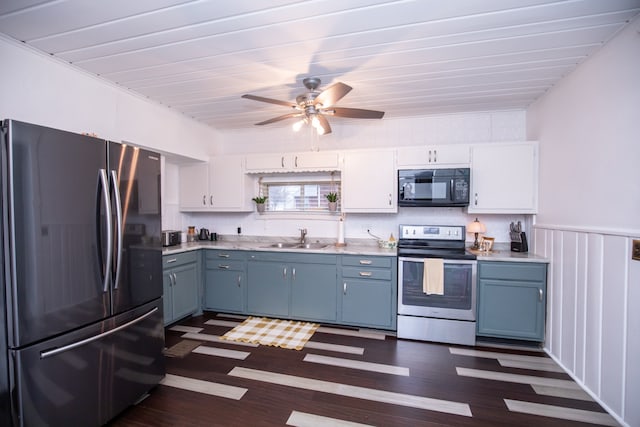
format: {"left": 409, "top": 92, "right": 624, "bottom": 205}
{"left": 423, "top": 258, "right": 444, "bottom": 295}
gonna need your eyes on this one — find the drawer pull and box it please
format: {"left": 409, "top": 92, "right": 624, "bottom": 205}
{"left": 359, "top": 271, "right": 372, "bottom": 277}
{"left": 218, "top": 254, "right": 230, "bottom": 258}
{"left": 218, "top": 265, "right": 230, "bottom": 269}
{"left": 359, "top": 260, "right": 372, "bottom": 265}
{"left": 166, "top": 258, "right": 177, "bottom": 264}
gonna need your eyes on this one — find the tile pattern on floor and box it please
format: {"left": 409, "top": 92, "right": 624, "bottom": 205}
{"left": 109, "top": 312, "right": 618, "bottom": 426}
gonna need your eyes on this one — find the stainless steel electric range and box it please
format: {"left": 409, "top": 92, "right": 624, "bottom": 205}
{"left": 397, "top": 224, "right": 477, "bottom": 346}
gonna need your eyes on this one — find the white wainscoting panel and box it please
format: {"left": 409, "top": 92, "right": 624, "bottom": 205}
{"left": 533, "top": 226, "right": 637, "bottom": 427}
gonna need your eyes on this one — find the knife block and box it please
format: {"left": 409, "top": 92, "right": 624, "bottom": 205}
{"left": 510, "top": 232, "right": 528, "bottom": 253}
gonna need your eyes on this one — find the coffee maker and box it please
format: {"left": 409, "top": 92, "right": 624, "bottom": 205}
{"left": 510, "top": 221, "right": 528, "bottom": 253}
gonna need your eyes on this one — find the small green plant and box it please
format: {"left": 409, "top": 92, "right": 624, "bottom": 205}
{"left": 325, "top": 192, "right": 338, "bottom": 202}
{"left": 252, "top": 196, "right": 268, "bottom": 204}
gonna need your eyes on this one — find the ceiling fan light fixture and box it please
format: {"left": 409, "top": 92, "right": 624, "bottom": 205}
{"left": 242, "top": 77, "right": 384, "bottom": 136}
{"left": 292, "top": 119, "right": 305, "bottom": 132}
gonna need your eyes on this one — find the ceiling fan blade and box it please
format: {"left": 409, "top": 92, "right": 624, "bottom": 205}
{"left": 315, "top": 114, "right": 332, "bottom": 135}
{"left": 313, "top": 82, "right": 352, "bottom": 108}
{"left": 242, "top": 94, "right": 296, "bottom": 108}
{"left": 255, "top": 112, "right": 302, "bottom": 126}
{"left": 328, "top": 107, "right": 385, "bottom": 119}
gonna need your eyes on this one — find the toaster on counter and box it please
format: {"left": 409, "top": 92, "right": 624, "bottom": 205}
{"left": 162, "top": 230, "right": 181, "bottom": 247}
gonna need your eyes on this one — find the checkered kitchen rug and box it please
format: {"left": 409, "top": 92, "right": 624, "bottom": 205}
{"left": 221, "top": 317, "right": 319, "bottom": 350}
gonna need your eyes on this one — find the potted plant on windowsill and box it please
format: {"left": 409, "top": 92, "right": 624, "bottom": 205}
{"left": 252, "top": 196, "right": 267, "bottom": 213}
{"left": 326, "top": 192, "right": 338, "bottom": 212}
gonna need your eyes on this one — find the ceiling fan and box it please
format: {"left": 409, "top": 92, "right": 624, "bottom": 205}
{"left": 241, "top": 77, "right": 384, "bottom": 135}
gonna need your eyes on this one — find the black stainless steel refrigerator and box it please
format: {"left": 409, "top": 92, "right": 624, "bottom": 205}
{"left": 0, "top": 120, "right": 165, "bottom": 426}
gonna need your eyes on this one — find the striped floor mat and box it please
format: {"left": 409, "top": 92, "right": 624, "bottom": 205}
{"left": 220, "top": 317, "right": 318, "bottom": 350}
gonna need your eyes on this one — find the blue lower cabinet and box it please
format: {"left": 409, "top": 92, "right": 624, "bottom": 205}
{"left": 339, "top": 255, "right": 397, "bottom": 330}
{"left": 204, "top": 250, "right": 246, "bottom": 314}
{"left": 163, "top": 252, "right": 200, "bottom": 326}
{"left": 246, "top": 252, "right": 338, "bottom": 321}
{"left": 247, "top": 260, "right": 290, "bottom": 317}
{"left": 476, "top": 261, "right": 547, "bottom": 342}
{"left": 290, "top": 262, "right": 337, "bottom": 322}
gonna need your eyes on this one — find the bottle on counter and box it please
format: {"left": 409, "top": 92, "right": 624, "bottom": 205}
{"left": 187, "top": 226, "right": 196, "bottom": 243}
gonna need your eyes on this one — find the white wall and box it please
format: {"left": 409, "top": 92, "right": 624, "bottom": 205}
{"left": 527, "top": 17, "right": 640, "bottom": 427}
{"left": 0, "top": 35, "right": 218, "bottom": 160}
{"left": 164, "top": 111, "right": 530, "bottom": 243}
{"left": 220, "top": 110, "right": 526, "bottom": 154}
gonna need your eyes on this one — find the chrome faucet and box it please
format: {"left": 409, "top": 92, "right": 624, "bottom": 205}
{"left": 299, "top": 228, "right": 307, "bottom": 244}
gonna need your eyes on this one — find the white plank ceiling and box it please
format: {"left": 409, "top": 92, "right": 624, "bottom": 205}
{"left": 1, "top": 0, "right": 638, "bottom": 131}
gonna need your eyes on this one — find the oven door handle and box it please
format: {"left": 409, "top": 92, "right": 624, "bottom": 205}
{"left": 398, "top": 256, "right": 477, "bottom": 265}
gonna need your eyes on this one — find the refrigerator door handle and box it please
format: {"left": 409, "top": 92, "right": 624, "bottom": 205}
{"left": 40, "top": 306, "right": 159, "bottom": 359}
{"left": 110, "top": 170, "right": 123, "bottom": 289}
{"left": 98, "top": 169, "right": 113, "bottom": 293}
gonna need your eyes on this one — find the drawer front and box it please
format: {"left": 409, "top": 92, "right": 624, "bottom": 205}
{"left": 479, "top": 261, "right": 547, "bottom": 282}
{"left": 342, "top": 266, "right": 392, "bottom": 281}
{"left": 205, "top": 250, "right": 245, "bottom": 261}
{"left": 163, "top": 251, "right": 198, "bottom": 268}
{"left": 205, "top": 259, "right": 245, "bottom": 271}
{"left": 249, "top": 251, "right": 337, "bottom": 265}
{"left": 342, "top": 255, "right": 392, "bottom": 268}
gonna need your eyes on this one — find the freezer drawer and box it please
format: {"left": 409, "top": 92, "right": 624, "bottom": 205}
{"left": 9, "top": 300, "right": 165, "bottom": 426}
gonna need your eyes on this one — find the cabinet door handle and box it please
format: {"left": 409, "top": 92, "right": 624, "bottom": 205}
{"left": 281, "top": 156, "right": 285, "bottom": 168}
{"left": 166, "top": 258, "right": 177, "bottom": 264}
{"left": 171, "top": 273, "right": 177, "bottom": 286}
{"left": 210, "top": 195, "right": 213, "bottom": 205}
{"left": 283, "top": 267, "right": 287, "bottom": 278}
{"left": 237, "top": 275, "right": 242, "bottom": 287}
{"left": 474, "top": 193, "right": 478, "bottom": 206}
{"left": 433, "top": 149, "right": 437, "bottom": 163}
{"left": 359, "top": 260, "right": 372, "bottom": 265}
{"left": 292, "top": 267, "right": 296, "bottom": 281}
{"left": 343, "top": 282, "right": 347, "bottom": 295}
{"left": 202, "top": 195, "right": 206, "bottom": 205}
{"left": 388, "top": 193, "right": 392, "bottom": 206}
{"left": 359, "top": 271, "right": 372, "bottom": 277}
{"left": 218, "top": 254, "right": 230, "bottom": 258}
{"left": 428, "top": 149, "right": 432, "bottom": 163}
{"left": 295, "top": 156, "right": 298, "bottom": 167}
{"left": 539, "top": 289, "right": 543, "bottom": 302}
{"left": 218, "top": 265, "right": 230, "bottom": 269}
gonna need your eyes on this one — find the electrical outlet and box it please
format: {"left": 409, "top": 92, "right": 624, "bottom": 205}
{"left": 633, "top": 240, "right": 640, "bottom": 261}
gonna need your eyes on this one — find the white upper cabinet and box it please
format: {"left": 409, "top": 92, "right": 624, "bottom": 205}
{"left": 245, "top": 151, "right": 339, "bottom": 172}
{"left": 468, "top": 142, "right": 538, "bottom": 214}
{"left": 208, "top": 156, "right": 253, "bottom": 211}
{"left": 179, "top": 156, "right": 253, "bottom": 212}
{"left": 178, "top": 162, "right": 209, "bottom": 210}
{"left": 342, "top": 149, "right": 397, "bottom": 213}
{"left": 396, "top": 144, "right": 469, "bottom": 168}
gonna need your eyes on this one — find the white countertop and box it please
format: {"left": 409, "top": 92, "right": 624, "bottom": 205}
{"left": 163, "top": 238, "right": 548, "bottom": 263}
{"left": 469, "top": 246, "right": 549, "bottom": 263}
{"left": 162, "top": 237, "right": 397, "bottom": 257}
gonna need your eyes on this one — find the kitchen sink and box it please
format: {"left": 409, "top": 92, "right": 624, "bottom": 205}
{"left": 268, "top": 242, "right": 300, "bottom": 248}
{"left": 297, "top": 243, "right": 328, "bottom": 249}
{"left": 266, "top": 242, "right": 328, "bottom": 250}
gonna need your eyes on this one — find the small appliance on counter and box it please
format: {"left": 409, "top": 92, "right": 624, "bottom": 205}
{"left": 162, "top": 230, "right": 181, "bottom": 247}
{"left": 510, "top": 221, "right": 528, "bottom": 252}
{"left": 199, "top": 228, "right": 210, "bottom": 240}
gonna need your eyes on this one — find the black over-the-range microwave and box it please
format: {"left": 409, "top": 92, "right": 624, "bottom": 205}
{"left": 398, "top": 168, "right": 470, "bottom": 207}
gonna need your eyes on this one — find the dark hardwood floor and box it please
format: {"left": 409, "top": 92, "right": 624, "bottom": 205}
{"left": 109, "top": 312, "right": 617, "bottom": 426}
